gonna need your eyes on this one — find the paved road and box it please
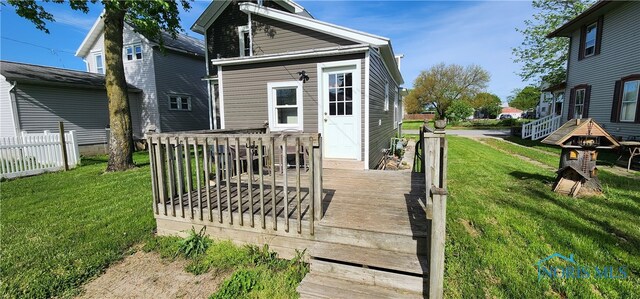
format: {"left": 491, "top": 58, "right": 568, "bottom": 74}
{"left": 403, "top": 129, "right": 511, "bottom": 138}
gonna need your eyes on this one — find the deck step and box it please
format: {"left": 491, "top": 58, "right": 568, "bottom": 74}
{"left": 297, "top": 273, "right": 423, "bottom": 299}
{"left": 310, "top": 242, "right": 428, "bottom": 275}
{"left": 309, "top": 260, "right": 426, "bottom": 294}
{"left": 314, "top": 225, "right": 429, "bottom": 255}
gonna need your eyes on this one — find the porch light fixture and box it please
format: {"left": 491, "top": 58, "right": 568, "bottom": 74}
{"left": 298, "top": 70, "right": 309, "bottom": 83}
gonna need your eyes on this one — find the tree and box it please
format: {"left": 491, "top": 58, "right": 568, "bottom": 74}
{"left": 508, "top": 86, "right": 541, "bottom": 111}
{"left": 408, "top": 63, "right": 490, "bottom": 119}
{"left": 403, "top": 92, "right": 423, "bottom": 114}
{"left": 445, "top": 100, "right": 474, "bottom": 123}
{"left": 513, "top": 0, "right": 594, "bottom": 85}
{"left": 8, "top": 0, "right": 190, "bottom": 171}
{"left": 468, "top": 92, "right": 502, "bottom": 118}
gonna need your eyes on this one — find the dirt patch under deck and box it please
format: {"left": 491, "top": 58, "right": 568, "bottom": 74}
{"left": 77, "top": 251, "right": 229, "bottom": 299}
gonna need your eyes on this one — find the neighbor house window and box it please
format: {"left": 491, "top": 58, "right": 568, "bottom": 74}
{"left": 125, "top": 44, "right": 143, "bottom": 61}
{"left": 94, "top": 53, "right": 104, "bottom": 74}
{"left": 238, "top": 26, "right": 251, "bottom": 57}
{"left": 384, "top": 81, "right": 390, "bottom": 111}
{"left": 267, "top": 81, "right": 303, "bottom": 131}
{"left": 574, "top": 88, "right": 586, "bottom": 119}
{"left": 584, "top": 22, "right": 597, "bottom": 57}
{"left": 169, "top": 95, "right": 191, "bottom": 111}
{"left": 619, "top": 79, "right": 639, "bottom": 122}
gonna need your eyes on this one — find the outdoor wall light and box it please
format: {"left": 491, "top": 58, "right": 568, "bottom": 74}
{"left": 298, "top": 70, "right": 309, "bottom": 83}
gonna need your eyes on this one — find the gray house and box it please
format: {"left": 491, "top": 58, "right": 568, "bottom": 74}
{"left": 0, "top": 60, "right": 142, "bottom": 154}
{"left": 76, "top": 16, "right": 210, "bottom": 134}
{"left": 548, "top": 0, "right": 640, "bottom": 139}
{"left": 192, "top": 0, "right": 404, "bottom": 170}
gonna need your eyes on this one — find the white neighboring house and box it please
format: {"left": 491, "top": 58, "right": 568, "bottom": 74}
{"left": 498, "top": 107, "right": 523, "bottom": 119}
{"left": 536, "top": 82, "right": 566, "bottom": 118}
{"left": 76, "top": 16, "right": 210, "bottom": 134}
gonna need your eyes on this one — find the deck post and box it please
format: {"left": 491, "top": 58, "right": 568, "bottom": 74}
{"left": 429, "top": 187, "right": 448, "bottom": 299}
{"left": 313, "top": 136, "right": 323, "bottom": 220}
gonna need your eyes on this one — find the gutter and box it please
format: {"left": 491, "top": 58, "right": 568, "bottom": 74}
{"left": 8, "top": 81, "right": 22, "bottom": 135}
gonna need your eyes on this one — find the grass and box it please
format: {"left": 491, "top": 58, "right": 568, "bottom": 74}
{"left": 402, "top": 119, "right": 531, "bottom": 131}
{"left": 0, "top": 153, "right": 155, "bottom": 298}
{"left": 445, "top": 136, "right": 640, "bottom": 298}
{"left": 503, "top": 136, "right": 622, "bottom": 167}
{"left": 143, "top": 236, "right": 309, "bottom": 298}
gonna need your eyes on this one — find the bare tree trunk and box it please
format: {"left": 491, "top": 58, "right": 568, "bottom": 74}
{"left": 104, "top": 7, "right": 135, "bottom": 171}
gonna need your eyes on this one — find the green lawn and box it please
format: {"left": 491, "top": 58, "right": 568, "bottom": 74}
{"left": 445, "top": 136, "right": 640, "bottom": 298}
{"left": 0, "top": 153, "right": 156, "bottom": 298}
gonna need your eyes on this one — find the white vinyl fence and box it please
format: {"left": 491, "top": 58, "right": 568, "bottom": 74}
{"left": 0, "top": 130, "right": 80, "bottom": 179}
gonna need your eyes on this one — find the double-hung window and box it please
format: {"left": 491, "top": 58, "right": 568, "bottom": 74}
{"left": 579, "top": 16, "right": 603, "bottom": 60}
{"left": 169, "top": 95, "right": 191, "bottom": 111}
{"left": 620, "top": 79, "right": 639, "bottom": 122}
{"left": 94, "top": 53, "right": 104, "bottom": 74}
{"left": 574, "top": 88, "right": 586, "bottom": 119}
{"left": 238, "top": 26, "right": 251, "bottom": 57}
{"left": 584, "top": 22, "right": 597, "bottom": 57}
{"left": 384, "top": 81, "right": 390, "bottom": 111}
{"left": 125, "top": 44, "right": 143, "bottom": 61}
{"left": 267, "top": 81, "right": 303, "bottom": 131}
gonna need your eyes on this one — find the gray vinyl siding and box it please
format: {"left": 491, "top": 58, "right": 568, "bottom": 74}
{"left": 563, "top": 1, "right": 640, "bottom": 139}
{"left": 153, "top": 50, "right": 209, "bottom": 132}
{"left": 13, "top": 83, "right": 142, "bottom": 145}
{"left": 221, "top": 53, "right": 365, "bottom": 159}
{"left": 0, "top": 76, "right": 16, "bottom": 137}
{"left": 368, "top": 49, "right": 398, "bottom": 169}
{"left": 251, "top": 15, "right": 357, "bottom": 55}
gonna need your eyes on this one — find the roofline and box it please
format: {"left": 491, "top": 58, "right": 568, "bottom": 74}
{"left": 239, "top": 2, "right": 403, "bottom": 85}
{"left": 547, "top": 1, "right": 612, "bottom": 38}
{"left": 211, "top": 45, "right": 370, "bottom": 66}
{"left": 76, "top": 11, "right": 105, "bottom": 57}
{"left": 191, "top": 0, "right": 311, "bottom": 35}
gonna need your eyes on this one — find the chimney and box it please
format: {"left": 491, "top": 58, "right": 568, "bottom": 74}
{"left": 395, "top": 54, "right": 404, "bottom": 71}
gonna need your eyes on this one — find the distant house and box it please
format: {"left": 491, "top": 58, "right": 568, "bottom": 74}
{"left": 536, "top": 82, "right": 566, "bottom": 118}
{"left": 0, "top": 60, "right": 142, "bottom": 155}
{"left": 547, "top": 0, "right": 639, "bottom": 139}
{"left": 498, "top": 107, "right": 522, "bottom": 119}
{"left": 75, "top": 16, "right": 210, "bottom": 134}
{"left": 191, "top": 0, "right": 404, "bottom": 169}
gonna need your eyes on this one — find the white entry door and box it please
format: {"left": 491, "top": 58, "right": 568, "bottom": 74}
{"left": 321, "top": 64, "right": 360, "bottom": 159}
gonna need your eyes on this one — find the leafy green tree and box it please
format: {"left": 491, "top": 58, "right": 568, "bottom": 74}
{"left": 403, "top": 92, "right": 423, "bottom": 114}
{"left": 8, "top": 0, "right": 190, "bottom": 171}
{"left": 508, "top": 86, "right": 541, "bottom": 111}
{"left": 408, "top": 63, "right": 490, "bottom": 119}
{"left": 446, "top": 100, "right": 474, "bottom": 123}
{"left": 512, "top": 0, "right": 594, "bottom": 85}
{"left": 468, "top": 92, "right": 502, "bottom": 118}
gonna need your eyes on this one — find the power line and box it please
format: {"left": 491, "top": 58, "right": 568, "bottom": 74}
{"left": 2, "top": 36, "right": 75, "bottom": 68}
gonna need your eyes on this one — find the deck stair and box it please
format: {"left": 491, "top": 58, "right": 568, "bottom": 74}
{"left": 297, "top": 169, "right": 428, "bottom": 298}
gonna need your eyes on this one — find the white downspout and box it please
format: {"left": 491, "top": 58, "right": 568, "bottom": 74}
{"left": 9, "top": 81, "right": 22, "bottom": 136}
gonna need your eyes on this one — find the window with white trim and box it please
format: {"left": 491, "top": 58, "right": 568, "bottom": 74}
{"left": 574, "top": 88, "right": 586, "bottom": 119}
{"left": 268, "top": 81, "right": 303, "bottom": 131}
{"left": 94, "top": 53, "right": 104, "bottom": 74}
{"left": 168, "top": 95, "right": 191, "bottom": 111}
{"left": 125, "top": 44, "right": 143, "bottom": 61}
{"left": 384, "top": 81, "right": 389, "bottom": 111}
{"left": 393, "top": 91, "right": 398, "bottom": 128}
{"left": 584, "top": 22, "right": 597, "bottom": 57}
{"left": 620, "top": 80, "right": 639, "bottom": 122}
{"left": 238, "top": 26, "right": 251, "bottom": 57}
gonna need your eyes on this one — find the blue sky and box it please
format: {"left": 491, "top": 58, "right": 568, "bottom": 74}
{"left": 0, "top": 0, "right": 535, "bottom": 101}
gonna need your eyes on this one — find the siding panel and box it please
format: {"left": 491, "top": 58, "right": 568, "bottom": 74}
{"left": 0, "top": 76, "right": 16, "bottom": 137}
{"left": 15, "top": 84, "right": 142, "bottom": 145}
{"left": 153, "top": 50, "right": 209, "bottom": 132}
{"left": 564, "top": 2, "right": 640, "bottom": 138}
{"left": 368, "top": 50, "right": 398, "bottom": 169}
{"left": 251, "top": 15, "right": 357, "bottom": 55}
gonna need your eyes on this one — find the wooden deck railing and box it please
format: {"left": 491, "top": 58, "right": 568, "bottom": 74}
{"left": 419, "top": 126, "right": 448, "bottom": 299}
{"left": 146, "top": 129, "right": 322, "bottom": 236}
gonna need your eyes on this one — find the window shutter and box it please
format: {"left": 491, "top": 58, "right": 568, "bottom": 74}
{"left": 567, "top": 88, "right": 576, "bottom": 119}
{"left": 583, "top": 85, "right": 591, "bottom": 118}
{"left": 595, "top": 16, "right": 604, "bottom": 55}
{"left": 610, "top": 80, "right": 621, "bottom": 123}
{"left": 578, "top": 26, "right": 586, "bottom": 61}
{"left": 636, "top": 90, "right": 640, "bottom": 124}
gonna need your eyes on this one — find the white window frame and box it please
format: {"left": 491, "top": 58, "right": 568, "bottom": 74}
{"left": 267, "top": 81, "right": 303, "bottom": 131}
{"left": 237, "top": 25, "right": 251, "bottom": 57}
{"left": 93, "top": 52, "right": 104, "bottom": 74}
{"left": 125, "top": 44, "right": 143, "bottom": 61}
{"left": 168, "top": 94, "right": 192, "bottom": 111}
{"left": 384, "top": 81, "right": 390, "bottom": 111}
{"left": 574, "top": 88, "right": 586, "bottom": 119}
{"left": 393, "top": 90, "right": 398, "bottom": 128}
{"left": 620, "top": 80, "right": 639, "bottom": 122}
{"left": 584, "top": 22, "right": 597, "bottom": 57}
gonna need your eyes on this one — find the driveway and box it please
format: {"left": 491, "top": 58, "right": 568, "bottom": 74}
{"left": 403, "top": 129, "right": 511, "bottom": 138}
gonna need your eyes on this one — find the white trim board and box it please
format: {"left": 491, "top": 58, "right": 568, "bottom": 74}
{"left": 218, "top": 65, "right": 225, "bottom": 129}
{"left": 316, "top": 59, "right": 363, "bottom": 162}
{"left": 364, "top": 50, "right": 370, "bottom": 170}
{"left": 267, "top": 81, "right": 304, "bottom": 132}
{"left": 211, "top": 45, "right": 369, "bottom": 66}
